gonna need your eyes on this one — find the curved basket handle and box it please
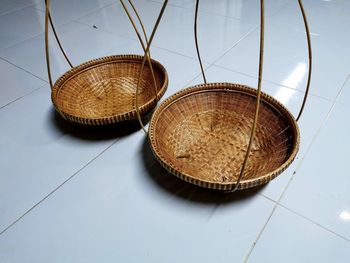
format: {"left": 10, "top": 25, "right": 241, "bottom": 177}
{"left": 131, "top": 0, "right": 168, "bottom": 134}
{"left": 192, "top": 0, "right": 265, "bottom": 192}
{"left": 45, "top": 0, "right": 73, "bottom": 90}
{"left": 231, "top": 0, "right": 265, "bottom": 191}
{"left": 296, "top": 0, "right": 312, "bottom": 122}
{"left": 233, "top": 0, "right": 312, "bottom": 190}
{"left": 194, "top": 0, "right": 206, "bottom": 84}
{"left": 120, "top": 0, "right": 159, "bottom": 103}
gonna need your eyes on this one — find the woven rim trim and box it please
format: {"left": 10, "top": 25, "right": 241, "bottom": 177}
{"left": 51, "top": 54, "right": 168, "bottom": 126}
{"left": 148, "top": 82, "right": 300, "bottom": 191}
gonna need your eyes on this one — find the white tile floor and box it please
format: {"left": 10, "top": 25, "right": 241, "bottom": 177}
{"left": 0, "top": 0, "right": 349, "bottom": 262}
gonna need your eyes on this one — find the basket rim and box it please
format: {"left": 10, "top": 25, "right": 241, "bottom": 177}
{"left": 51, "top": 54, "right": 168, "bottom": 125}
{"left": 148, "top": 82, "right": 300, "bottom": 191}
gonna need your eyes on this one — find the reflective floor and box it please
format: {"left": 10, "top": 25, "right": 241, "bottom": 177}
{"left": 0, "top": 0, "right": 349, "bottom": 262}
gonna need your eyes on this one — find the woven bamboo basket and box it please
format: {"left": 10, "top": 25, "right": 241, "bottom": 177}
{"left": 141, "top": 0, "right": 312, "bottom": 191}
{"left": 148, "top": 83, "right": 300, "bottom": 190}
{"left": 45, "top": 0, "right": 168, "bottom": 125}
{"left": 51, "top": 55, "right": 167, "bottom": 125}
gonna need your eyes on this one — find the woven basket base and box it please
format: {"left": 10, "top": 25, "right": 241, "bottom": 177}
{"left": 52, "top": 55, "right": 168, "bottom": 126}
{"left": 149, "top": 83, "right": 300, "bottom": 191}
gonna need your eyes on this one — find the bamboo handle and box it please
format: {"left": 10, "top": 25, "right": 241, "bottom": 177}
{"left": 120, "top": 0, "right": 158, "bottom": 102}
{"left": 232, "top": 0, "right": 265, "bottom": 192}
{"left": 296, "top": 0, "right": 312, "bottom": 122}
{"left": 194, "top": 0, "right": 206, "bottom": 84}
{"left": 133, "top": 0, "right": 169, "bottom": 134}
{"left": 45, "top": 0, "right": 73, "bottom": 90}
{"left": 45, "top": 0, "right": 53, "bottom": 89}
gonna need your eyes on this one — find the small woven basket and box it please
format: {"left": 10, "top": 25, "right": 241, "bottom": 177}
{"left": 51, "top": 55, "right": 168, "bottom": 125}
{"left": 45, "top": 0, "right": 168, "bottom": 126}
{"left": 149, "top": 83, "right": 300, "bottom": 191}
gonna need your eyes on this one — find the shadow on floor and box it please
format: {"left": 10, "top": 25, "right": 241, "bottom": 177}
{"left": 48, "top": 108, "right": 153, "bottom": 141}
{"left": 141, "top": 137, "right": 265, "bottom": 205}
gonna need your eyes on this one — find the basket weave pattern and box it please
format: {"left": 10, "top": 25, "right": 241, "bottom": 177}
{"left": 52, "top": 55, "right": 168, "bottom": 125}
{"left": 149, "top": 83, "right": 300, "bottom": 190}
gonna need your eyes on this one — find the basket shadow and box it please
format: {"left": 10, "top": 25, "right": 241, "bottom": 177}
{"left": 141, "top": 137, "right": 266, "bottom": 205}
{"left": 48, "top": 108, "right": 153, "bottom": 141}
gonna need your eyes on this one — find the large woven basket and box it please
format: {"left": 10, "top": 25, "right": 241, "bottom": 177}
{"left": 51, "top": 55, "right": 168, "bottom": 125}
{"left": 148, "top": 83, "right": 300, "bottom": 191}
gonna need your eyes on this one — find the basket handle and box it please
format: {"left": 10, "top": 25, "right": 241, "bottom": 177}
{"left": 295, "top": 0, "right": 312, "bottom": 122}
{"left": 233, "top": 0, "right": 312, "bottom": 190}
{"left": 231, "top": 0, "right": 265, "bottom": 191}
{"left": 132, "top": 0, "right": 168, "bottom": 134}
{"left": 120, "top": 0, "right": 159, "bottom": 103}
{"left": 45, "top": 0, "right": 73, "bottom": 90}
{"left": 194, "top": 0, "right": 206, "bottom": 84}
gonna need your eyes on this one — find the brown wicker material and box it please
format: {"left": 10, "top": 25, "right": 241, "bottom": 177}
{"left": 148, "top": 83, "right": 300, "bottom": 191}
{"left": 51, "top": 55, "right": 168, "bottom": 125}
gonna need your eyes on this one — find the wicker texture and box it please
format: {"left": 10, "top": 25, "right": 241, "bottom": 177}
{"left": 149, "top": 83, "right": 300, "bottom": 191}
{"left": 51, "top": 55, "right": 168, "bottom": 125}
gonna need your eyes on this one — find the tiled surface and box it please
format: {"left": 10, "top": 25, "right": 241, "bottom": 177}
{"left": 0, "top": 58, "right": 45, "bottom": 108}
{"left": 153, "top": 5, "right": 256, "bottom": 63}
{"left": 195, "top": 0, "right": 288, "bottom": 23}
{"left": 0, "top": 132, "right": 275, "bottom": 263}
{"left": 0, "top": 0, "right": 350, "bottom": 262}
{"left": 0, "top": 87, "right": 117, "bottom": 232}
{"left": 35, "top": 0, "right": 118, "bottom": 25}
{"left": 247, "top": 206, "right": 350, "bottom": 263}
{"left": 215, "top": 23, "right": 350, "bottom": 101}
{"left": 0, "top": 0, "right": 25, "bottom": 16}
{"left": 0, "top": 6, "right": 45, "bottom": 50}
{"left": 280, "top": 103, "right": 350, "bottom": 240}
{"left": 0, "top": 21, "right": 134, "bottom": 81}
{"left": 337, "top": 76, "right": 350, "bottom": 108}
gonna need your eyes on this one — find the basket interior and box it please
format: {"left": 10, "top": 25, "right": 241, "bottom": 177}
{"left": 53, "top": 59, "right": 166, "bottom": 119}
{"left": 151, "top": 87, "right": 298, "bottom": 185}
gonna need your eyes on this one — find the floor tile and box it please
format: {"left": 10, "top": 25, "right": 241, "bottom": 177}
{"left": 0, "top": 87, "right": 117, "bottom": 232}
{"left": 281, "top": 102, "right": 350, "bottom": 240}
{"left": 76, "top": 0, "right": 163, "bottom": 41}
{"left": 0, "top": 59, "right": 45, "bottom": 108}
{"left": 0, "top": 131, "right": 274, "bottom": 263}
{"left": 0, "top": 0, "right": 25, "bottom": 15}
{"left": 0, "top": 6, "right": 45, "bottom": 50}
{"left": 35, "top": 0, "right": 117, "bottom": 25}
{"left": 0, "top": 21, "right": 132, "bottom": 81}
{"left": 152, "top": 4, "right": 256, "bottom": 63}
{"left": 190, "top": 65, "right": 332, "bottom": 200}
{"left": 337, "top": 76, "right": 350, "bottom": 108}
{"left": 215, "top": 23, "right": 350, "bottom": 101}
{"left": 247, "top": 206, "right": 350, "bottom": 263}
{"left": 143, "top": 46, "right": 209, "bottom": 96}
{"left": 78, "top": 0, "right": 257, "bottom": 64}
{"left": 9, "top": 0, "right": 40, "bottom": 5}
{"left": 197, "top": 0, "right": 288, "bottom": 23}
{"left": 150, "top": 0, "right": 196, "bottom": 8}
{"left": 270, "top": 0, "right": 350, "bottom": 36}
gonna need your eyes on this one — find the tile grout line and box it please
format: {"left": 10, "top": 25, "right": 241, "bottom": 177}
{"left": 0, "top": 3, "right": 33, "bottom": 17}
{"left": 278, "top": 203, "right": 350, "bottom": 243}
{"left": 0, "top": 57, "right": 48, "bottom": 82}
{"left": 0, "top": 138, "right": 120, "bottom": 237}
{"left": 0, "top": 84, "right": 46, "bottom": 110}
{"left": 0, "top": 1, "right": 117, "bottom": 58}
{"left": 208, "top": 25, "right": 259, "bottom": 68}
{"left": 242, "top": 73, "right": 350, "bottom": 262}
{"left": 210, "top": 62, "right": 334, "bottom": 102}
{"left": 58, "top": 1, "right": 119, "bottom": 21}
